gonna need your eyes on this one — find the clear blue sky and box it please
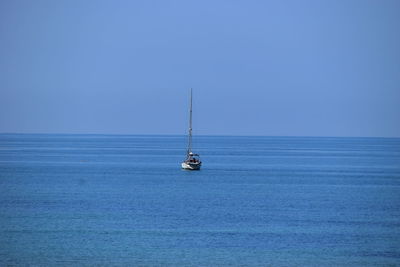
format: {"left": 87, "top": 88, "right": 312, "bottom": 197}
{"left": 0, "top": 0, "right": 399, "bottom": 137}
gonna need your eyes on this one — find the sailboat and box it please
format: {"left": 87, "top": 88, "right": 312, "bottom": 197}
{"left": 181, "top": 88, "right": 202, "bottom": 170}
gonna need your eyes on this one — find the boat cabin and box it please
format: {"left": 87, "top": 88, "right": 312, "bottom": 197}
{"left": 185, "top": 152, "right": 201, "bottom": 163}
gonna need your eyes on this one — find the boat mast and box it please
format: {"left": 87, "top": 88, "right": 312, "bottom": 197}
{"left": 187, "top": 88, "right": 193, "bottom": 155}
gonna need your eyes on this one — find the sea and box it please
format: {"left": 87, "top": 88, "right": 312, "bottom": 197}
{"left": 0, "top": 134, "right": 399, "bottom": 266}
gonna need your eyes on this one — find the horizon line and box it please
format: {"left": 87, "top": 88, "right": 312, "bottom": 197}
{"left": 0, "top": 132, "right": 399, "bottom": 139}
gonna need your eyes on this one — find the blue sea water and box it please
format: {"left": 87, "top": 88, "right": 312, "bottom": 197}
{"left": 0, "top": 134, "right": 399, "bottom": 266}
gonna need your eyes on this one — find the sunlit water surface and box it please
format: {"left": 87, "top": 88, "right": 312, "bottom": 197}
{"left": 1, "top": 134, "right": 399, "bottom": 266}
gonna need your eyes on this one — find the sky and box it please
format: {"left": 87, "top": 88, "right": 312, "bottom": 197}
{"left": 0, "top": 0, "right": 399, "bottom": 137}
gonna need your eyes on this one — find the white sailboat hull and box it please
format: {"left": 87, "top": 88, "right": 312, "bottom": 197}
{"left": 181, "top": 162, "right": 201, "bottom": 170}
